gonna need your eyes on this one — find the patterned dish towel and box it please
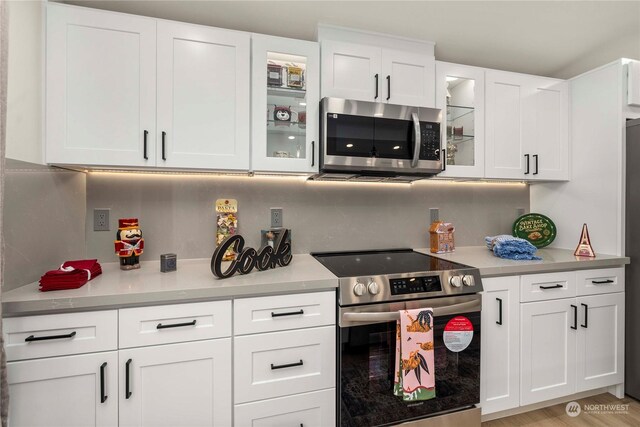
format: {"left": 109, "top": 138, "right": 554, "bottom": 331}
{"left": 394, "top": 308, "right": 436, "bottom": 401}
{"left": 485, "top": 235, "right": 542, "bottom": 260}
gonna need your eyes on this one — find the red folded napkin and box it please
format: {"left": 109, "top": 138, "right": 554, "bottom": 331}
{"left": 39, "top": 260, "right": 102, "bottom": 292}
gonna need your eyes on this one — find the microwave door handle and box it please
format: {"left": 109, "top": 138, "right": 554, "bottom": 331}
{"left": 411, "top": 113, "right": 421, "bottom": 168}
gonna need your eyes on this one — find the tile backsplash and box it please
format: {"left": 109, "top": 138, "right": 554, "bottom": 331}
{"left": 86, "top": 173, "right": 529, "bottom": 264}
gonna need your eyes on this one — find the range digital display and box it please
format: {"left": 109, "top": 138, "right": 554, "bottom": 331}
{"left": 390, "top": 276, "right": 442, "bottom": 295}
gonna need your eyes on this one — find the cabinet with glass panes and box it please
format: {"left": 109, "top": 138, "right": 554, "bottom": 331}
{"left": 436, "top": 62, "right": 485, "bottom": 178}
{"left": 251, "top": 35, "right": 319, "bottom": 173}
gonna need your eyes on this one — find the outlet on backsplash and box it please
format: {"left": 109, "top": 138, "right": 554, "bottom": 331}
{"left": 430, "top": 208, "right": 439, "bottom": 224}
{"left": 271, "top": 207, "right": 283, "bottom": 228}
{"left": 93, "top": 208, "right": 110, "bottom": 231}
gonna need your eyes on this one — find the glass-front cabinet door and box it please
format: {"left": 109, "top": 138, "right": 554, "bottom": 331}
{"left": 251, "top": 34, "right": 319, "bottom": 173}
{"left": 435, "top": 62, "right": 485, "bottom": 178}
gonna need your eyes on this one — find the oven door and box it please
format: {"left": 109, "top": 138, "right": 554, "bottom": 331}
{"left": 338, "top": 294, "right": 481, "bottom": 427}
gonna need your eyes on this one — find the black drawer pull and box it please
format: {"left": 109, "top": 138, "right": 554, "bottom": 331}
{"left": 271, "top": 360, "right": 303, "bottom": 370}
{"left": 374, "top": 74, "right": 379, "bottom": 100}
{"left": 143, "top": 130, "right": 149, "bottom": 160}
{"left": 524, "top": 154, "right": 530, "bottom": 175}
{"left": 100, "top": 362, "right": 108, "bottom": 403}
{"left": 157, "top": 320, "right": 197, "bottom": 329}
{"left": 125, "top": 359, "right": 132, "bottom": 399}
{"left": 161, "top": 131, "right": 167, "bottom": 161}
{"left": 25, "top": 331, "right": 76, "bottom": 342}
{"left": 496, "top": 298, "right": 503, "bottom": 325}
{"left": 581, "top": 303, "right": 588, "bottom": 328}
{"left": 571, "top": 304, "right": 577, "bottom": 330}
{"left": 386, "top": 75, "right": 391, "bottom": 100}
{"left": 311, "top": 141, "right": 315, "bottom": 167}
{"left": 271, "top": 309, "right": 304, "bottom": 318}
{"left": 533, "top": 154, "right": 539, "bottom": 175}
{"left": 539, "top": 284, "right": 563, "bottom": 290}
{"left": 592, "top": 279, "right": 614, "bottom": 284}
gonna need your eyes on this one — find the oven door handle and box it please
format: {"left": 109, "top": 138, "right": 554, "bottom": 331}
{"left": 342, "top": 300, "right": 480, "bottom": 323}
{"left": 410, "top": 112, "right": 421, "bottom": 168}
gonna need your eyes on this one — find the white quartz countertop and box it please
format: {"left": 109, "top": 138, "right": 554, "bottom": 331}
{"left": 2, "top": 247, "right": 630, "bottom": 317}
{"left": 1, "top": 255, "right": 338, "bottom": 316}
{"left": 415, "top": 246, "right": 629, "bottom": 277}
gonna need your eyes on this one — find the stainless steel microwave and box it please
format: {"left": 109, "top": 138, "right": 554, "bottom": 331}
{"left": 318, "top": 98, "right": 443, "bottom": 180}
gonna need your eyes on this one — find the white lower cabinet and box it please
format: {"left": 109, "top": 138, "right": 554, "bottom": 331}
{"left": 480, "top": 276, "right": 520, "bottom": 414}
{"left": 234, "top": 389, "right": 335, "bottom": 427}
{"left": 520, "top": 298, "right": 577, "bottom": 405}
{"left": 7, "top": 351, "right": 118, "bottom": 427}
{"left": 576, "top": 292, "right": 625, "bottom": 392}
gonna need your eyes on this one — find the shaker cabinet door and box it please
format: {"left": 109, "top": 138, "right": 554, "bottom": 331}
{"left": 381, "top": 49, "right": 435, "bottom": 108}
{"left": 7, "top": 351, "right": 118, "bottom": 427}
{"left": 157, "top": 21, "right": 250, "bottom": 170}
{"left": 119, "top": 339, "right": 232, "bottom": 427}
{"left": 46, "top": 3, "right": 156, "bottom": 167}
{"left": 520, "top": 299, "right": 577, "bottom": 405}
{"left": 480, "top": 276, "right": 520, "bottom": 414}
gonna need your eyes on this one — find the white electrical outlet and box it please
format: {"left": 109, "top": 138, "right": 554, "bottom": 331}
{"left": 94, "top": 208, "right": 110, "bottom": 231}
{"left": 271, "top": 208, "right": 283, "bottom": 228}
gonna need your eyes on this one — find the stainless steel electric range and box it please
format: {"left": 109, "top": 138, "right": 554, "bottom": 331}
{"left": 312, "top": 249, "right": 483, "bottom": 427}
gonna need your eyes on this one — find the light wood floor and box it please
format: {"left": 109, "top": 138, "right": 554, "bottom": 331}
{"left": 483, "top": 394, "right": 640, "bottom": 426}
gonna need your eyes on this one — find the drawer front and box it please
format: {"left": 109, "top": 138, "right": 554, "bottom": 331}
{"left": 234, "top": 326, "right": 335, "bottom": 403}
{"left": 4, "top": 310, "right": 117, "bottom": 361}
{"left": 234, "top": 291, "right": 335, "bottom": 335}
{"left": 576, "top": 267, "right": 625, "bottom": 296}
{"left": 234, "top": 388, "right": 336, "bottom": 427}
{"left": 520, "top": 271, "right": 576, "bottom": 302}
{"left": 119, "top": 300, "right": 231, "bottom": 348}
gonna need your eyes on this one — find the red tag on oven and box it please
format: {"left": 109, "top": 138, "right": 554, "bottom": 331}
{"left": 443, "top": 316, "right": 474, "bottom": 352}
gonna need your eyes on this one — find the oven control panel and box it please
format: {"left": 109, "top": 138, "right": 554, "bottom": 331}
{"left": 390, "top": 276, "right": 442, "bottom": 295}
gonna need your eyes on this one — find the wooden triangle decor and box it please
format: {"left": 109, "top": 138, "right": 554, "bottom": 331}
{"left": 574, "top": 223, "right": 596, "bottom": 257}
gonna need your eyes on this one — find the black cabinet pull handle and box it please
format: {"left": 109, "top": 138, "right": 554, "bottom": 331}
{"left": 100, "top": 362, "right": 108, "bottom": 403}
{"left": 441, "top": 149, "right": 446, "bottom": 172}
{"left": 311, "top": 141, "right": 315, "bottom": 167}
{"left": 374, "top": 74, "right": 379, "bottom": 100}
{"left": 524, "top": 154, "right": 530, "bottom": 175}
{"left": 386, "top": 75, "right": 391, "bottom": 101}
{"left": 533, "top": 154, "right": 539, "bottom": 175}
{"left": 592, "top": 279, "right": 614, "bottom": 284}
{"left": 125, "top": 358, "right": 132, "bottom": 399}
{"left": 143, "top": 130, "right": 148, "bottom": 160}
{"left": 271, "top": 360, "right": 303, "bottom": 370}
{"left": 161, "top": 131, "right": 167, "bottom": 161}
{"left": 157, "top": 319, "right": 196, "bottom": 329}
{"left": 539, "top": 284, "right": 563, "bottom": 290}
{"left": 581, "top": 303, "right": 588, "bottom": 328}
{"left": 25, "top": 331, "right": 76, "bottom": 342}
{"left": 271, "top": 309, "right": 304, "bottom": 318}
{"left": 571, "top": 305, "right": 577, "bottom": 330}
{"left": 496, "top": 298, "right": 503, "bottom": 325}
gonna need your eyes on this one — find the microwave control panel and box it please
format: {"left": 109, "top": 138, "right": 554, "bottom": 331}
{"left": 419, "top": 122, "right": 441, "bottom": 161}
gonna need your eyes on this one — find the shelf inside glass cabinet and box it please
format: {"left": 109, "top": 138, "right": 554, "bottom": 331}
{"left": 447, "top": 105, "right": 474, "bottom": 122}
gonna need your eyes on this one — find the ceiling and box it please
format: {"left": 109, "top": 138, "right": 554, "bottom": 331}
{"left": 62, "top": 0, "right": 640, "bottom": 78}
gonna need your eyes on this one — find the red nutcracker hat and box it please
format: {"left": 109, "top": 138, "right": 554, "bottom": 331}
{"left": 118, "top": 218, "right": 140, "bottom": 230}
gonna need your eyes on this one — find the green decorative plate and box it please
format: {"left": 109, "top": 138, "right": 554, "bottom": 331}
{"left": 513, "top": 213, "right": 556, "bottom": 248}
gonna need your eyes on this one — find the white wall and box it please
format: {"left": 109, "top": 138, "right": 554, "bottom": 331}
{"left": 6, "top": 0, "right": 43, "bottom": 164}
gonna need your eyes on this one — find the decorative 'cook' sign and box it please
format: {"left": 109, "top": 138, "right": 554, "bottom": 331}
{"left": 211, "top": 230, "right": 292, "bottom": 279}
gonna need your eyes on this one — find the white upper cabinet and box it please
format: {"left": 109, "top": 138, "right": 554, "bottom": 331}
{"left": 46, "top": 3, "right": 250, "bottom": 171}
{"left": 436, "top": 62, "right": 485, "bottom": 178}
{"left": 381, "top": 49, "right": 435, "bottom": 107}
{"left": 157, "top": 21, "right": 250, "bottom": 170}
{"left": 321, "top": 39, "right": 435, "bottom": 107}
{"left": 251, "top": 34, "right": 320, "bottom": 173}
{"left": 485, "top": 70, "right": 568, "bottom": 180}
{"left": 321, "top": 40, "right": 382, "bottom": 103}
{"left": 46, "top": 4, "right": 156, "bottom": 167}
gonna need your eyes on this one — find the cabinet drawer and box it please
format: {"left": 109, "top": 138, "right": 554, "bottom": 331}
{"left": 520, "top": 271, "right": 576, "bottom": 302}
{"left": 119, "top": 300, "right": 231, "bottom": 348}
{"left": 234, "top": 388, "right": 336, "bottom": 427}
{"left": 234, "top": 291, "right": 335, "bottom": 335}
{"left": 4, "top": 310, "right": 117, "bottom": 361}
{"left": 576, "top": 267, "right": 625, "bottom": 296}
{"left": 234, "top": 326, "right": 335, "bottom": 403}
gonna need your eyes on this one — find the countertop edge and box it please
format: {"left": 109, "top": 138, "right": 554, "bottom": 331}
{"left": 478, "top": 257, "right": 630, "bottom": 277}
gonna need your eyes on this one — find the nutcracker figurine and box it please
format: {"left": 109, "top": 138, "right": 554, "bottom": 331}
{"left": 114, "top": 218, "right": 144, "bottom": 270}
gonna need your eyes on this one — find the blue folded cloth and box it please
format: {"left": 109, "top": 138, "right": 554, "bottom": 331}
{"left": 485, "top": 235, "right": 542, "bottom": 260}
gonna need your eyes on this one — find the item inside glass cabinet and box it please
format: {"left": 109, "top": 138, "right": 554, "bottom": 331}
{"left": 445, "top": 77, "right": 475, "bottom": 167}
{"left": 266, "top": 51, "right": 308, "bottom": 160}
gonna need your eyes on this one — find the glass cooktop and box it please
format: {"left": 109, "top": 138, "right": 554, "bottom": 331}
{"left": 312, "top": 249, "right": 471, "bottom": 278}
